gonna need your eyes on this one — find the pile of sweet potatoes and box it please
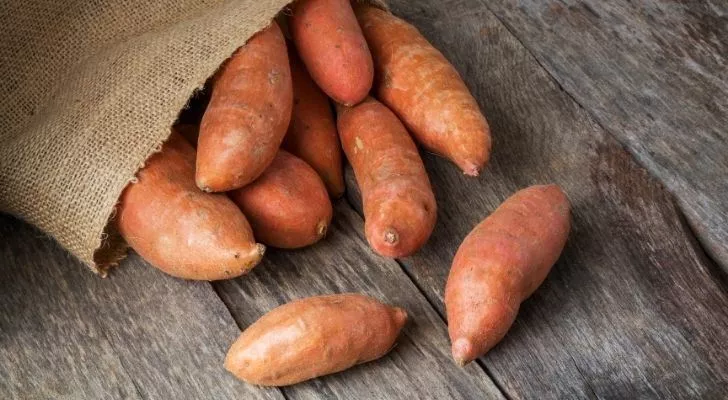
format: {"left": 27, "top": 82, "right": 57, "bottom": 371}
{"left": 116, "top": 0, "right": 571, "bottom": 387}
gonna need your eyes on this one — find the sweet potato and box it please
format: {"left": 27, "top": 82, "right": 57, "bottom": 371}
{"left": 196, "top": 22, "right": 292, "bottom": 192}
{"left": 290, "top": 0, "right": 373, "bottom": 106}
{"left": 445, "top": 185, "right": 570, "bottom": 365}
{"left": 355, "top": 6, "right": 491, "bottom": 176}
{"left": 117, "top": 132, "right": 265, "bottom": 281}
{"left": 282, "top": 47, "right": 345, "bottom": 197}
{"left": 225, "top": 293, "right": 407, "bottom": 386}
{"left": 228, "top": 150, "right": 333, "bottom": 249}
{"left": 338, "top": 97, "right": 436, "bottom": 258}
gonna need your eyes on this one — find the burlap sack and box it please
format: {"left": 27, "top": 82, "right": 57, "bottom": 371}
{"left": 0, "top": 0, "right": 382, "bottom": 274}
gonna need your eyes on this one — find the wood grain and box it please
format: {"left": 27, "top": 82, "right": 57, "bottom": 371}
{"left": 481, "top": 0, "right": 728, "bottom": 273}
{"left": 2, "top": 1, "right": 728, "bottom": 399}
{"left": 346, "top": 0, "right": 728, "bottom": 398}
{"left": 0, "top": 214, "right": 283, "bottom": 400}
{"left": 213, "top": 201, "right": 505, "bottom": 400}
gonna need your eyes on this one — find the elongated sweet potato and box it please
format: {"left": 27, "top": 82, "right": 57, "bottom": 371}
{"left": 338, "top": 97, "right": 436, "bottom": 258}
{"left": 196, "top": 22, "right": 292, "bottom": 192}
{"left": 282, "top": 47, "right": 345, "bottom": 197}
{"left": 355, "top": 6, "right": 491, "bottom": 176}
{"left": 290, "top": 0, "right": 373, "bottom": 106}
{"left": 445, "top": 185, "right": 570, "bottom": 365}
{"left": 225, "top": 293, "right": 407, "bottom": 386}
{"left": 117, "top": 132, "right": 265, "bottom": 281}
{"left": 228, "top": 150, "right": 333, "bottom": 249}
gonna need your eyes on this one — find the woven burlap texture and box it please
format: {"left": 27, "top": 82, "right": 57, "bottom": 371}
{"left": 0, "top": 0, "right": 304, "bottom": 273}
{"left": 0, "top": 0, "right": 387, "bottom": 274}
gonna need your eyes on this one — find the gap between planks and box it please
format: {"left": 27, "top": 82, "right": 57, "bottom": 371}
{"left": 339, "top": 194, "right": 514, "bottom": 400}
{"left": 472, "top": 0, "right": 728, "bottom": 294}
{"left": 474, "top": 0, "right": 728, "bottom": 283}
{"left": 210, "top": 199, "right": 506, "bottom": 399}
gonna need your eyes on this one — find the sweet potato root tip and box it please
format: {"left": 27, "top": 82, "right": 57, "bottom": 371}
{"left": 462, "top": 162, "right": 480, "bottom": 177}
{"left": 196, "top": 179, "right": 212, "bottom": 193}
{"left": 383, "top": 229, "right": 398, "bottom": 245}
{"left": 316, "top": 220, "right": 328, "bottom": 237}
{"left": 445, "top": 184, "right": 570, "bottom": 362}
{"left": 392, "top": 307, "right": 408, "bottom": 327}
{"left": 243, "top": 244, "right": 267, "bottom": 268}
{"left": 451, "top": 338, "right": 474, "bottom": 367}
{"left": 255, "top": 243, "right": 266, "bottom": 257}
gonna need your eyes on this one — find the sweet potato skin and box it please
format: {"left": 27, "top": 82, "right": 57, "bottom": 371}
{"left": 224, "top": 293, "right": 407, "bottom": 386}
{"left": 290, "top": 0, "right": 373, "bottom": 106}
{"left": 117, "top": 132, "right": 265, "bottom": 281}
{"left": 228, "top": 150, "right": 333, "bottom": 249}
{"left": 282, "top": 47, "right": 345, "bottom": 197}
{"left": 445, "top": 185, "right": 570, "bottom": 365}
{"left": 355, "top": 6, "right": 491, "bottom": 176}
{"left": 338, "top": 97, "right": 436, "bottom": 258}
{"left": 196, "top": 22, "right": 292, "bottom": 192}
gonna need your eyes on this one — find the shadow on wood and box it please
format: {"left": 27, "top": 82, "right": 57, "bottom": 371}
{"left": 483, "top": 0, "right": 728, "bottom": 274}
{"left": 344, "top": 1, "right": 728, "bottom": 398}
{"left": 0, "top": 214, "right": 282, "bottom": 400}
{"left": 214, "top": 201, "right": 505, "bottom": 400}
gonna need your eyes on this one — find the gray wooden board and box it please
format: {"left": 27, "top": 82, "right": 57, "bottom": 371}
{"left": 213, "top": 201, "right": 505, "bottom": 400}
{"left": 0, "top": 214, "right": 284, "bottom": 400}
{"left": 344, "top": 0, "right": 728, "bottom": 398}
{"left": 480, "top": 0, "right": 728, "bottom": 273}
{"left": 3, "top": 0, "right": 728, "bottom": 399}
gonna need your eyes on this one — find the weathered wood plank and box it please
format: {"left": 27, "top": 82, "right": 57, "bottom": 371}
{"left": 481, "top": 0, "right": 728, "bottom": 273}
{"left": 214, "top": 201, "right": 505, "bottom": 400}
{"left": 344, "top": 1, "right": 728, "bottom": 398}
{"left": 0, "top": 214, "right": 283, "bottom": 400}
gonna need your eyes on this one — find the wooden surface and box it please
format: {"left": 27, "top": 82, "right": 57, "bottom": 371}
{"left": 0, "top": 218, "right": 283, "bottom": 400}
{"left": 214, "top": 203, "right": 504, "bottom": 400}
{"left": 482, "top": 0, "right": 728, "bottom": 273}
{"left": 2, "top": 0, "right": 728, "bottom": 399}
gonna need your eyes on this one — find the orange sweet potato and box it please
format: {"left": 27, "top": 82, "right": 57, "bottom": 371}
{"left": 228, "top": 150, "right": 333, "bottom": 249}
{"left": 355, "top": 6, "right": 491, "bottom": 176}
{"left": 196, "top": 22, "right": 292, "bottom": 192}
{"left": 225, "top": 293, "right": 407, "bottom": 386}
{"left": 117, "top": 132, "right": 265, "bottom": 281}
{"left": 338, "top": 97, "right": 436, "bottom": 258}
{"left": 290, "top": 0, "right": 373, "bottom": 106}
{"left": 445, "top": 185, "right": 570, "bottom": 365}
{"left": 282, "top": 47, "right": 345, "bottom": 197}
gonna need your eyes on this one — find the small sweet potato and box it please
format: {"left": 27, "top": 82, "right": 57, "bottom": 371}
{"left": 445, "top": 185, "right": 570, "bottom": 365}
{"left": 282, "top": 47, "right": 345, "bottom": 197}
{"left": 355, "top": 6, "right": 491, "bottom": 176}
{"left": 338, "top": 97, "right": 436, "bottom": 258}
{"left": 290, "top": 0, "right": 373, "bottom": 106}
{"left": 228, "top": 150, "right": 333, "bottom": 249}
{"left": 196, "top": 22, "right": 292, "bottom": 192}
{"left": 225, "top": 293, "right": 407, "bottom": 386}
{"left": 117, "top": 132, "right": 265, "bottom": 281}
